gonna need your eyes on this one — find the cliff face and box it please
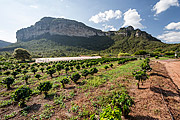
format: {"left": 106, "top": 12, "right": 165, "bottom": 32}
{"left": 16, "top": 17, "right": 105, "bottom": 42}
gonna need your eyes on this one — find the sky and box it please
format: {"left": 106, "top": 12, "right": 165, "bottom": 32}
{"left": 0, "top": 0, "right": 180, "bottom": 43}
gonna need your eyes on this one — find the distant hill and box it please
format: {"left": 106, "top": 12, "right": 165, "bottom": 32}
{"left": 0, "top": 40, "right": 12, "bottom": 48}
{"left": 1, "top": 17, "right": 179, "bottom": 57}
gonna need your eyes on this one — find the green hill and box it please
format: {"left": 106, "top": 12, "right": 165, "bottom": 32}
{"left": 1, "top": 17, "right": 180, "bottom": 57}
{"left": 0, "top": 40, "right": 12, "bottom": 48}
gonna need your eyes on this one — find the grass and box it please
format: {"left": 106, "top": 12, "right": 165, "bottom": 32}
{"left": 0, "top": 58, "right": 144, "bottom": 119}
{"left": 151, "top": 57, "right": 173, "bottom": 60}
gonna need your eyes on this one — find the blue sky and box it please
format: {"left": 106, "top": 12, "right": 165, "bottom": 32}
{"left": 0, "top": 0, "right": 180, "bottom": 43}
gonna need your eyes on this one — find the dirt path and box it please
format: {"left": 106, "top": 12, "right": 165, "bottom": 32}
{"left": 128, "top": 61, "right": 180, "bottom": 120}
{"left": 157, "top": 59, "right": 180, "bottom": 90}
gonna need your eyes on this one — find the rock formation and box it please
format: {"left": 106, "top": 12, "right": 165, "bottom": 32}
{"left": 16, "top": 17, "right": 105, "bottom": 42}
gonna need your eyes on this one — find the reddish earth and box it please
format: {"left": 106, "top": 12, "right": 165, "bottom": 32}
{"left": 128, "top": 60, "right": 180, "bottom": 120}
{"left": 1, "top": 60, "right": 180, "bottom": 120}
{"left": 158, "top": 59, "right": 180, "bottom": 89}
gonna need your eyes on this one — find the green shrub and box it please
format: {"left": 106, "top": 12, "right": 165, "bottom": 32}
{"left": 75, "top": 65, "right": 80, "bottom": 70}
{"left": 11, "top": 71, "right": 18, "bottom": 78}
{"left": 155, "top": 56, "right": 159, "bottom": 59}
{"left": 22, "top": 70, "right": 28, "bottom": 75}
{"left": 141, "top": 62, "right": 152, "bottom": 71}
{"left": 89, "top": 67, "right": 98, "bottom": 75}
{"left": 2, "top": 77, "right": 15, "bottom": 90}
{"left": 46, "top": 68, "right": 56, "bottom": 78}
{"left": 132, "top": 70, "right": 148, "bottom": 89}
{"left": 134, "top": 50, "right": 148, "bottom": 55}
{"left": 55, "top": 63, "right": 63, "bottom": 75}
{"left": 81, "top": 69, "right": 89, "bottom": 79}
{"left": 109, "top": 63, "right": 113, "bottom": 68}
{"left": 100, "top": 105, "right": 122, "bottom": 120}
{"left": 71, "top": 73, "right": 81, "bottom": 83}
{"left": 60, "top": 77, "right": 69, "bottom": 88}
{"left": 111, "top": 92, "right": 134, "bottom": 117}
{"left": 31, "top": 68, "right": 38, "bottom": 75}
{"left": 22, "top": 75, "right": 31, "bottom": 84}
{"left": 65, "top": 67, "right": 70, "bottom": 74}
{"left": 12, "top": 86, "right": 32, "bottom": 108}
{"left": 35, "top": 74, "right": 42, "bottom": 80}
{"left": 104, "top": 65, "right": 109, "bottom": 70}
{"left": 118, "top": 52, "right": 130, "bottom": 57}
{"left": 37, "top": 81, "right": 52, "bottom": 98}
{"left": 40, "top": 67, "right": 45, "bottom": 73}
{"left": 4, "top": 71, "right": 11, "bottom": 76}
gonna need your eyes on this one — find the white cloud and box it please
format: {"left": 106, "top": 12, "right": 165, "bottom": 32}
{"left": 157, "top": 31, "right": 180, "bottom": 43}
{"left": 153, "top": 0, "right": 179, "bottom": 15}
{"left": 29, "top": 5, "right": 38, "bottom": 9}
{"left": 0, "top": 30, "right": 16, "bottom": 43}
{"left": 165, "top": 22, "right": 180, "bottom": 30}
{"left": 89, "top": 10, "right": 122, "bottom": 23}
{"left": 102, "top": 24, "right": 117, "bottom": 31}
{"left": 122, "top": 9, "right": 145, "bottom": 29}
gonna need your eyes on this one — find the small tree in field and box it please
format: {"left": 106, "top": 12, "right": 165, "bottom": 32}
{"left": 71, "top": 73, "right": 81, "bottom": 83}
{"left": 75, "top": 65, "right": 80, "bottom": 71}
{"left": 2, "top": 77, "right": 14, "bottom": 90}
{"left": 35, "top": 74, "right": 41, "bottom": 80}
{"left": 4, "top": 71, "right": 11, "bottom": 76}
{"left": 11, "top": 71, "right": 18, "bottom": 78}
{"left": 31, "top": 68, "right": 38, "bottom": 75}
{"left": 22, "top": 75, "right": 31, "bottom": 84}
{"left": 37, "top": 81, "right": 52, "bottom": 98}
{"left": 109, "top": 63, "right": 113, "bottom": 68}
{"left": 12, "top": 86, "right": 32, "bottom": 108}
{"left": 60, "top": 77, "right": 69, "bottom": 88}
{"left": 104, "top": 65, "right": 109, "bottom": 70}
{"left": 81, "top": 69, "right": 89, "bottom": 79}
{"left": 22, "top": 70, "right": 28, "bottom": 75}
{"left": 13, "top": 48, "right": 31, "bottom": 61}
{"left": 132, "top": 70, "right": 148, "bottom": 89}
{"left": 46, "top": 68, "right": 56, "bottom": 78}
{"left": 89, "top": 67, "right": 98, "bottom": 75}
{"left": 40, "top": 67, "right": 44, "bottom": 73}
{"left": 56, "top": 63, "right": 63, "bottom": 75}
{"left": 65, "top": 67, "right": 70, "bottom": 74}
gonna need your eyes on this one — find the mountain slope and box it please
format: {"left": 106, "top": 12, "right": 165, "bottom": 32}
{"left": 1, "top": 17, "right": 179, "bottom": 57}
{"left": 0, "top": 40, "right": 12, "bottom": 48}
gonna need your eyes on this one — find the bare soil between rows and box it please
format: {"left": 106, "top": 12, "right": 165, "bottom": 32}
{"left": 1, "top": 60, "right": 180, "bottom": 120}
{"left": 128, "top": 60, "right": 180, "bottom": 120}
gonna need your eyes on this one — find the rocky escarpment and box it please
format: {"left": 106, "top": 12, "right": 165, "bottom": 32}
{"left": 106, "top": 26, "right": 161, "bottom": 42}
{"left": 16, "top": 17, "right": 105, "bottom": 42}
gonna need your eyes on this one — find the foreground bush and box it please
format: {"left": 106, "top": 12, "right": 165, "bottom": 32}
{"left": 100, "top": 105, "right": 122, "bottom": 120}
{"left": 37, "top": 81, "right": 52, "bottom": 98}
{"left": 112, "top": 92, "right": 134, "bottom": 117}
{"left": 12, "top": 86, "right": 32, "bottom": 108}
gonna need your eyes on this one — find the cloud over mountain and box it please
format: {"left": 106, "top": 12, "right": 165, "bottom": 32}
{"left": 89, "top": 10, "right": 122, "bottom": 23}
{"left": 157, "top": 31, "right": 180, "bottom": 43}
{"left": 122, "top": 9, "right": 145, "bottom": 29}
